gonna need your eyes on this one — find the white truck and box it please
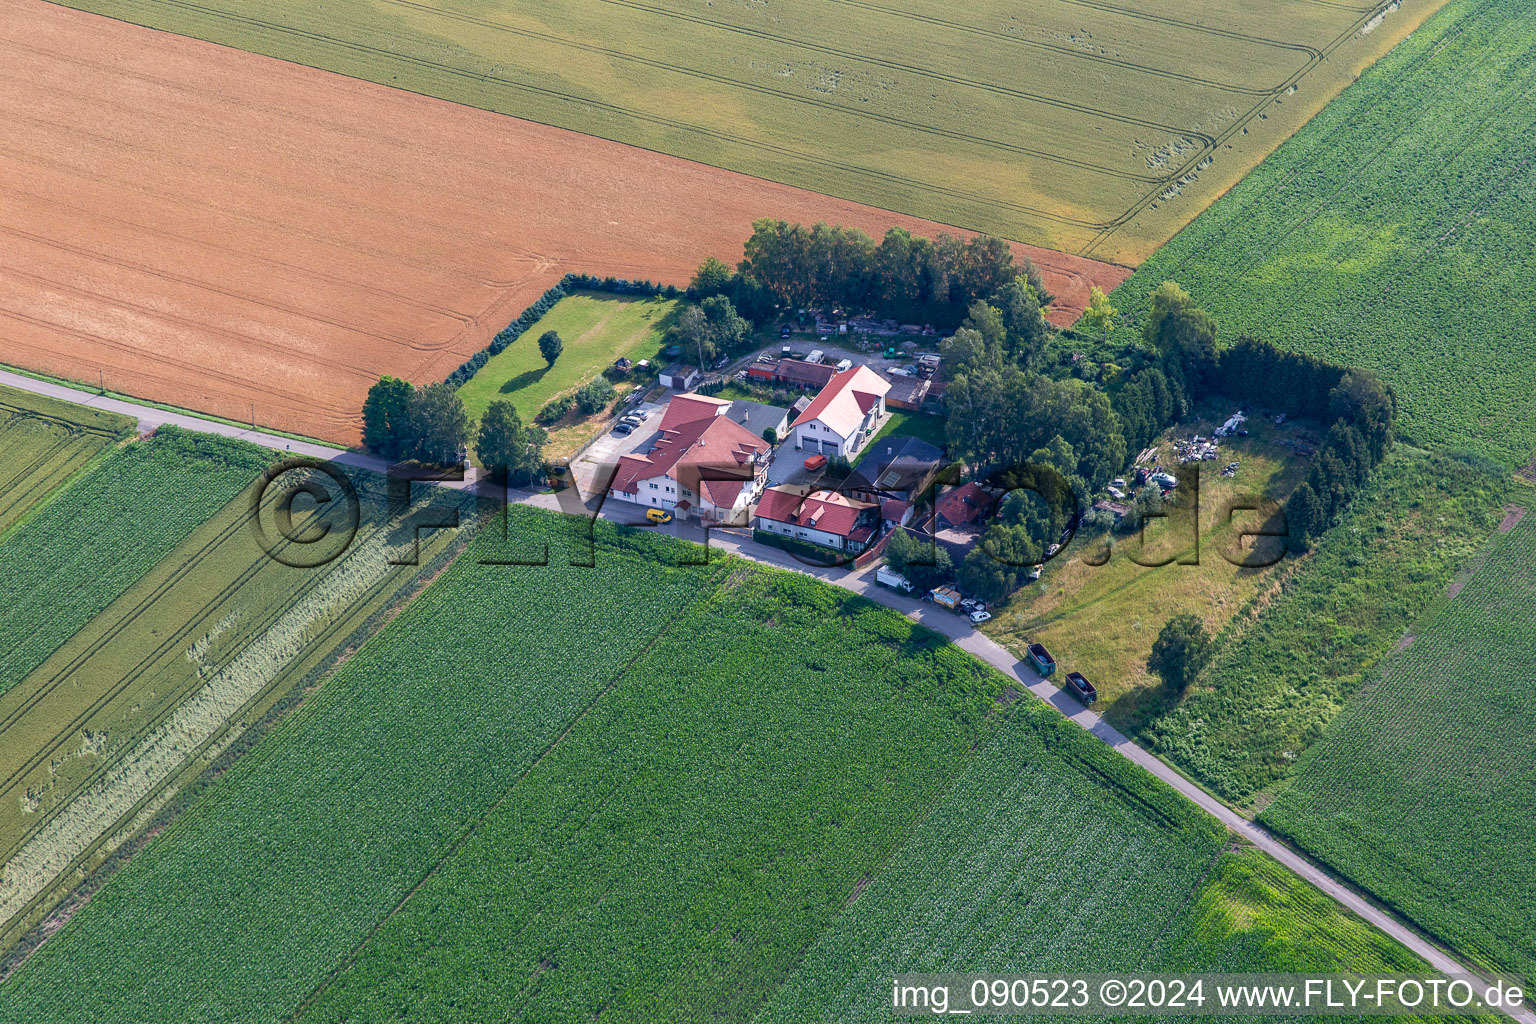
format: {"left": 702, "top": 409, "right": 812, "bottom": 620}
{"left": 875, "top": 567, "right": 914, "bottom": 593}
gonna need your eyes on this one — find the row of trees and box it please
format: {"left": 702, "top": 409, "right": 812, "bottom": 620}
{"left": 1283, "top": 370, "right": 1397, "bottom": 548}
{"left": 919, "top": 276, "right": 1398, "bottom": 601}
{"left": 726, "top": 220, "right": 1047, "bottom": 329}
{"left": 362, "top": 377, "right": 547, "bottom": 484}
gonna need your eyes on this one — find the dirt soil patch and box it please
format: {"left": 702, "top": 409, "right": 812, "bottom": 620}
{"left": 1498, "top": 505, "right": 1528, "bottom": 532}
{"left": 0, "top": 0, "right": 1128, "bottom": 443}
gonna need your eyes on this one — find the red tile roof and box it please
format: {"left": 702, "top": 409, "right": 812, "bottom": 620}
{"left": 935, "top": 482, "right": 996, "bottom": 527}
{"left": 789, "top": 365, "right": 890, "bottom": 437}
{"left": 610, "top": 414, "right": 768, "bottom": 508}
{"left": 658, "top": 392, "right": 730, "bottom": 431}
{"left": 880, "top": 498, "right": 912, "bottom": 523}
{"left": 755, "top": 486, "right": 877, "bottom": 539}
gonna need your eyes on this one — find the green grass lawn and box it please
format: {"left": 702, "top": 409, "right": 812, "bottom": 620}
{"left": 456, "top": 292, "right": 678, "bottom": 424}
{"left": 866, "top": 407, "right": 948, "bottom": 454}
{"left": 983, "top": 408, "right": 1307, "bottom": 731}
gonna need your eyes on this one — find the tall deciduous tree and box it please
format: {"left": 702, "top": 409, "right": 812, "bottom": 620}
{"left": 538, "top": 330, "right": 563, "bottom": 366}
{"left": 1081, "top": 285, "right": 1117, "bottom": 340}
{"left": 1148, "top": 613, "right": 1213, "bottom": 692}
{"left": 361, "top": 376, "right": 415, "bottom": 459}
{"left": 403, "top": 383, "right": 469, "bottom": 466}
{"left": 476, "top": 400, "right": 546, "bottom": 485}
{"left": 1145, "top": 281, "right": 1218, "bottom": 391}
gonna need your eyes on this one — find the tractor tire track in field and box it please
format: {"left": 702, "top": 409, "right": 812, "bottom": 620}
{"left": 0, "top": 184, "right": 477, "bottom": 327}
{"left": 0, "top": 308, "right": 360, "bottom": 433}
{"left": 827, "top": 0, "right": 1318, "bottom": 90}
{"left": 1, "top": 39, "right": 557, "bottom": 290}
{"left": 134, "top": 0, "right": 1180, "bottom": 185}
{"left": 2, "top": 369, "right": 1530, "bottom": 1023}
{"left": 384, "top": 0, "right": 1223, "bottom": 149}
{"left": 1161, "top": 0, "right": 1500, "bottom": 282}
{"left": 1082, "top": 0, "right": 1432, "bottom": 257}
{"left": 0, "top": 521, "right": 424, "bottom": 931}
{"left": 0, "top": 509, "right": 270, "bottom": 855}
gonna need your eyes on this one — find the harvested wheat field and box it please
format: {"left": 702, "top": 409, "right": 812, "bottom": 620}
{"left": 0, "top": 0, "right": 1127, "bottom": 444}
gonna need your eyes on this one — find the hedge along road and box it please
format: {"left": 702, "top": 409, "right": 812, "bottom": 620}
{"left": 2, "top": 364, "right": 1526, "bottom": 1019}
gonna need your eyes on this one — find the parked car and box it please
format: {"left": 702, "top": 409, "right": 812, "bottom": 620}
{"left": 969, "top": 610, "right": 992, "bottom": 624}
{"left": 613, "top": 423, "right": 634, "bottom": 435}
{"left": 620, "top": 415, "right": 642, "bottom": 427}
{"left": 803, "top": 454, "right": 828, "bottom": 472}
{"left": 780, "top": 324, "right": 792, "bottom": 338}
{"left": 711, "top": 355, "right": 730, "bottom": 370}
{"left": 960, "top": 598, "right": 978, "bottom": 611}
{"left": 645, "top": 508, "right": 673, "bottom": 524}
{"left": 629, "top": 408, "right": 650, "bottom": 421}
{"left": 1046, "top": 543, "right": 1060, "bottom": 557}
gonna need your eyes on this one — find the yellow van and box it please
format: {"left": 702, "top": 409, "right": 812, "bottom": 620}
{"left": 645, "top": 508, "right": 674, "bottom": 524}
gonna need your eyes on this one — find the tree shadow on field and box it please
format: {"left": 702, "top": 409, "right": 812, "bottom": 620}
{"left": 500, "top": 366, "right": 549, "bottom": 395}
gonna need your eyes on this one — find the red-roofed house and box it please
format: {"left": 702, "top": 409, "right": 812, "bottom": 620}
{"left": 607, "top": 407, "right": 770, "bottom": 524}
{"left": 788, "top": 365, "right": 890, "bottom": 460}
{"left": 754, "top": 485, "right": 881, "bottom": 553}
{"left": 935, "top": 482, "right": 998, "bottom": 528}
{"left": 657, "top": 392, "right": 732, "bottom": 431}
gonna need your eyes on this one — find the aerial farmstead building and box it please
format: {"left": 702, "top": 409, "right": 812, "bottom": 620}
{"left": 754, "top": 485, "right": 881, "bottom": 554}
{"left": 607, "top": 394, "right": 770, "bottom": 524}
{"left": 788, "top": 365, "right": 891, "bottom": 459}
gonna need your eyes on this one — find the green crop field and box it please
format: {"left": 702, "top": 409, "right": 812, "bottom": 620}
{"left": 763, "top": 704, "right": 1431, "bottom": 1020}
{"left": 0, "top": 514, "right": 725, "bottom": 1023}
{"left": 0, "top": 385, "right": 133, "bottom": 537}
{"left": 0, "top": 510, "right": 1450, "bottom": 1022}
{"left": 1107, "top": 0, "right": 1536, "bottom": 467}
{"left": 0, "top": 428, "right": 270, "bottom": 700}
{"left": 50, "top": 0, "right": 1446, "bottom": 262}
{"left": 1262, "top": 503, "right": 1536, "bottom": 979}
{"left": 1143, "top": 450, "right": 1518, "bottom": 806}
{"left": 298, "top": 567, "right": 1001, "bottom": 1024}
{"left": 457, "top": 291, "right": 676, "bottom": 424}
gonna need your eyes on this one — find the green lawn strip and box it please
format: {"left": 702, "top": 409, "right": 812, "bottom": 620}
{"left": 0, "top": 427, "right": 273, "bottom": 698}
{"left": 1261, "top": 507, "right": 1536, "bottom": 979}
{"left": 297, "top": 564, "right": 1004, "bottom": 1023}
{"left": 0, "top": 512, "right": 723, "bottom": 1024}
{"left": 1103, "top": 0, "right": 1536, "bottom": 467}
{"left": 1139, "top": 450, "right": 1514, "bottom": 804}
{"left": 865, "top": 408, "right": 950, "bottom": 455}
{"left": 456, "top": 292, "right": 678, "bottom": 423}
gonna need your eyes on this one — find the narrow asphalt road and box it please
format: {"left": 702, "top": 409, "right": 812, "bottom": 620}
{"left": 4, "top": 366, "right": 1525, "bottom": 1016}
